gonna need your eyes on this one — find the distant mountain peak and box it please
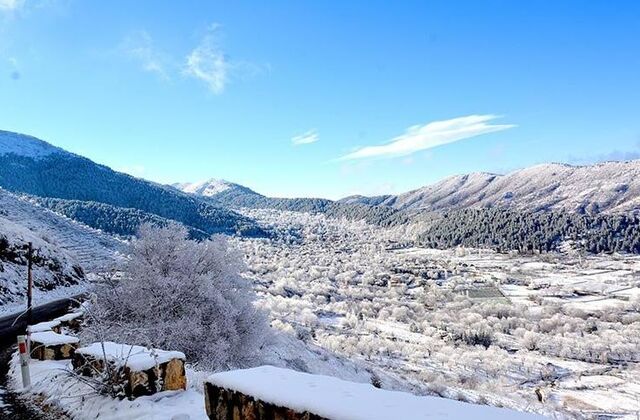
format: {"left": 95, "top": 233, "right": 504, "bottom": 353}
{"left": 0, "top": 130, "right": 65, "bottom": 159}
{"left": 173, "top": 178, "right": 239, "bottom": 197}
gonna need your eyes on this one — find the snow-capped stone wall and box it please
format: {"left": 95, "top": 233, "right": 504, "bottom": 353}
{"left": 204, "top": 366, "right": 545, "bottom": 420}
{"left": 72, "top": 342, "right": 187, "bottom": 398}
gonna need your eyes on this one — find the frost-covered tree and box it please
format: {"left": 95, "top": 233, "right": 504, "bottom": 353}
{"left": 85, "top": 223, "right": 269, "bottom": 370}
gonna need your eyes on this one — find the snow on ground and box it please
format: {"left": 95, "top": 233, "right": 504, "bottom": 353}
{"left": 27, "top": 320, "right": 61, "bottom": 333}
{"left": 208, "top": 366, "right": 544, "bottom": 420}
{"left": 0, "top": 188, "right": 123, "bottom": 312}
{"left": 0, "top": 131, "right": 64, "bottom": 159}
{"left": 4, "top": 201, "right": 639, "bottom": 419}
{"left": 6, "top": 331, "right": 414, "bottom": 420}
{"left": 232, "top": 208, "right": 640, "bottom": 419}
{"left": 8, "top": 353, "right": 208, "bottom": 420}
{"left": 0, "top": 188, "right": 124, "bottom": 270}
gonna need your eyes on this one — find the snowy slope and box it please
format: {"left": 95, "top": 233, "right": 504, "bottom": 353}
{"left": 0, "top": 188, "right": 123, "bottom": 308}
{"left": 343, "top": 161, "right": 640, "bottom": 214}
{"left": 0, "top": 188, "right": 123, "bottom": 269}
{"left": 0, "top": 130, "right": 65, "bottom": 159}
{"left": 172, "top": 178, "right": 237, "bottom": 197}
{"left": 178, "top": 160, "right": 640, "bottom": 218}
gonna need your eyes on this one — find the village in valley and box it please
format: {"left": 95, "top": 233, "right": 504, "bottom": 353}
{"left": 235, "top": 209, "right": 640, "bottom": 418}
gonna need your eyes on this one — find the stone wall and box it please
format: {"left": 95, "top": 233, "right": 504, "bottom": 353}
{"left": 72, "top": 352, "right": 187, "bottom": 399}
{"left": 204, "top": 382, "right": 327, "bottom": 420}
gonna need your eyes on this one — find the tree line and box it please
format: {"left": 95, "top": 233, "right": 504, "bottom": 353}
{"left": 419, "top": 207, "right": 640, "bottom": 254}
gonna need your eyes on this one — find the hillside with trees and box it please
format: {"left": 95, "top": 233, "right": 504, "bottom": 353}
{"left": 419, "top": 208, "right": 640, "bottom": 254}
{"left": 32, "top": 197, "right": 210, "bottom": 239}
{"left": 0, "top": 131, "right": 265, "bottom": 237}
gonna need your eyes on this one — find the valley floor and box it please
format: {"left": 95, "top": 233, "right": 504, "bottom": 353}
{"left": 3, "top": 204, "right": 639, "bottom": 419}
{"left": 234, "top": 209, "right": 640, "bottom": 419}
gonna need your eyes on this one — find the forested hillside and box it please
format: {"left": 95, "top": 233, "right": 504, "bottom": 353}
{"left": 176, "top": 179, "right": 411, "bottom": 227}
{"left": 177, "top": 174, "right": 640, "bottom": 255}
{"left": 32, "top": 197, "right": 210, "bottom": 239}
{"left": 419, "top": 207, "right": 640, "bottom": 254}
{"left": 0, "top": 131, "right": 265, "bottom": 237}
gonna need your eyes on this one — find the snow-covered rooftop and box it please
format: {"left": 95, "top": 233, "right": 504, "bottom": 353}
{"left": 76, "top": 342, "right": 185, "bottom": 371}
{"left": 207, "top": 366, "right": 544, "bottom": 420}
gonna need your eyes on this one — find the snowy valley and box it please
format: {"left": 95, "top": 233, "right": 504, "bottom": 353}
{"left": 0, "top": 131, "right": 639, "bottom": 419}
{"left": 233, "top": 209, "right": 640, "bottom": 419}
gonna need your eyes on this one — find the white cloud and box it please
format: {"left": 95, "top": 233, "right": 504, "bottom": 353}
{"left": 292, "top": 129, "right": 319, "bottom": 146}
{"left": 338, "top": 115, "right": 515, "bottom": 161}
{"left": 184, "top": 24, "right": 228, "bottom": 94}
{"left": 183, "top": 23, "right": 265, "bottom": 94}
{"left": 121, "top": 30, "right": 169, "bottom": 80}
{"left": 0, "top": 0, "right": 24, "bottom": 11}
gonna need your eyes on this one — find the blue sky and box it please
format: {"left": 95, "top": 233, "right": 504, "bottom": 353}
{"left": 1, "top": 1, "right": 639, "bottom": 199}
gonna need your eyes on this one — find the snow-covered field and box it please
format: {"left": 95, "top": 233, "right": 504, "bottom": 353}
{"left": 233, "top": 208, "right": 640, "bottom": 419}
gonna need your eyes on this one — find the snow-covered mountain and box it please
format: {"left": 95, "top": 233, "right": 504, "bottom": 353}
{"left": 0, "top": 187, "right": 123, "bottom": 307}
{"left": 0, "top": 130, "right": 265, "bottom": 237}
{"left": 176, "top": 160, "right": 640, "bottom": 230}
{"left": 172, "top": 179, "right": 237, "bottom": 197}
{"left": 341, "top": 161, "right": 640, "bottom": 214}
{"left": 0, "top": 130, "right": 66, "bottom": 159}
{"left": 173, "top": 180, "right": 408, "bottom": 226}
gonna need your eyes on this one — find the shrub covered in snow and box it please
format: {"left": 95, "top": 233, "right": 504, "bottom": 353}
{"left": 84, "top": 223, "right": 269, "bottom": 370}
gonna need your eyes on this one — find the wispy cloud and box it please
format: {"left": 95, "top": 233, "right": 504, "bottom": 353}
{"left": 337, "top": 115, "right": 515, "bottom": 161}
{"left": 115, "top": 23, "right": 263, "bottom": 94}
{"left": 183, "top": 23, "right": 228, "bottom": 94}
{"left": 120, "top": 30, "right": 170, "bottom": 80}
{"left": 292, "top": 129, "right": 319, "bottom": 146}
{"left": 183, "top": 23, "right": 265, "bottom": 94}
{"left": 0, "top": 0, "right": 24, "bottom": 12}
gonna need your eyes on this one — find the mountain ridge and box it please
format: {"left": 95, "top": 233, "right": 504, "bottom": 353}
{"left": 0, "top": 130, "right": 266, "bottom": 237}
{"left": 174, "top": 159, "right": 640, "bottom": 217}
{"left": 340, "top": 160, "right": 640, "bottom": 214}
